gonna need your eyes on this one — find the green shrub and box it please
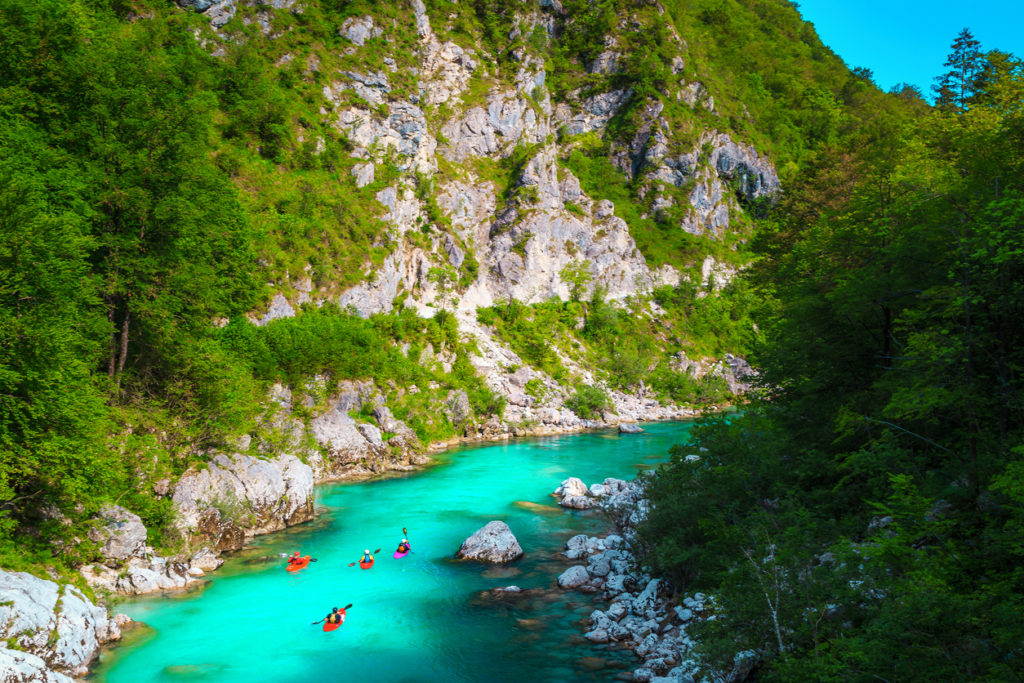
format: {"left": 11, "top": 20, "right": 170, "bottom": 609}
{"left": 565, "top": 384, "right": 611, "bottom": 420}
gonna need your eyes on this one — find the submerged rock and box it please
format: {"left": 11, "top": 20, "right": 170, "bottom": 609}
{"left": 618, "top": 422, "right": 644, "bottom": 434}
{"left": 456, "top": 521, "right": 523, "bottom": 562}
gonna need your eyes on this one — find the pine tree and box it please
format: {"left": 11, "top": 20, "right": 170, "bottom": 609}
{"left": 933, "top": 28, "right": 984, "bottom": 111}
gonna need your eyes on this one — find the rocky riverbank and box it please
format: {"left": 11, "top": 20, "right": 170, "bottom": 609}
{"left": 0, "top": 570, "right": 131, "bottom": 682}
{"left": 552, "top": 475, "right": 752, "bottom": 683}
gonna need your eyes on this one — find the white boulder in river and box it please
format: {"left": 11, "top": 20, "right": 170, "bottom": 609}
{"left": 456, "top": 521, "right": 523, "bottom": 562}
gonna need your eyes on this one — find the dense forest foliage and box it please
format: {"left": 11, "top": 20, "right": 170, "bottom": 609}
{"left": 639, "top": 31, "right": 1024, "bottom": 680}
{"left": 4, "top": 2, "right": 1021, "bottom": 678}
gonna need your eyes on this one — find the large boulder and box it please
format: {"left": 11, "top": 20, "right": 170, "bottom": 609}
{"left": 88, "top": 505, "right": 147, "bottom": 561}
{"left": 456, "top": 521, "right": 523, "bottom": 563}
{"left": 554, "top": 477, "right": 588, "bottom": 498}
{"left": 618, "top": 422, "right": 644, "bottom": 434}
{"left": 557, "top": 565, "right": 590, "bottom": 589}
{"left": 0, "top": 570, "right": 116, "bottom": 679}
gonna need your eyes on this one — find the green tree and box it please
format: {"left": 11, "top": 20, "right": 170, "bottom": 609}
{"left": 933, "top": 28, "right": 984, "bottom": 111}
{"left": 559, "top": 260, "right": 592, "bottom": 303}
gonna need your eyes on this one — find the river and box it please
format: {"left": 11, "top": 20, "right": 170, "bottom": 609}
{"left": 92, "top": 421, "right": 694, "bottom": 682}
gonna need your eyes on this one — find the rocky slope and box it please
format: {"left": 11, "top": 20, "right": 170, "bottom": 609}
{"left": 69, "top": 0, "right": 772, "bottom": 593}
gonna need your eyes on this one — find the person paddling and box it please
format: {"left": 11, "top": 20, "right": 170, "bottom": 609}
{"left": 312, "top": 603, "right": 353, "bottom": 626}
{"left": 287, "top": 551, "right": 302, "bottom": 565}
{"left": 396, "top": 538, "right": 410, "bottom": 554}
{"left": 348, "top": 548, "right": 381, "bottom": 567}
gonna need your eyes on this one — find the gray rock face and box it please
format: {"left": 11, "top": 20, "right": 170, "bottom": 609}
{"left": 0, "top": 570, "right": 115, "bottom": 679}
{"left": 81, "top": 557, "right": 199, "bottom": 596}
{"left": 618, "top": 422, "right": 644, "bottom": 434}
{"left": 310, "top": 404, "right": 391, "bottom": 477}
{"left": 338, "top": 16, "right": 381, "bottom": 46}
{"left": 444, "top": 389, "right": 472, "bottom": 425}
{"left": 647, "top": 130, "right": 779, "bottom": 237}
{"left": 352, "top": 162, "right": 375, "bottom": 188}
{"left": 88, "top": 505, "right": 147, "bottom": 561}
{"left": 175, "top": 0, "right": 236, "bottom": 28}
{"left": 0, "top": 649, "right": 73, "bottom": 683}
{"left": 254, "top": 293, "right": 296, "bottom": 326}
{"left": 456, "top": 521, "right": 523, "bottom": 562}
{"left": 172, "top": 451, "right": 314, "bottom": 542}
{"left": 554, "top": 89, "right": 632, "bottom": 136}
{"left": 441, "top": 87, "right": 550, "bottom": 161}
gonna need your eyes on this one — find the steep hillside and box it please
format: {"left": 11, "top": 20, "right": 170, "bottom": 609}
{"left": 0, "top": 0, "right": 914, "bottom": 601}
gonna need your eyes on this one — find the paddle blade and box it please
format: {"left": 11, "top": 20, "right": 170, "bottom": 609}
{"left": 373, "top": 548, "right": 381, "bottom": 554}
{"left": 403, "top": 527, "right": 408, "bottom": 537}
{"left": 343, "top": 603, "right": 353, "bottom": 610}
{"left": 347, "top": 562, "right": 356, "bottom": 567}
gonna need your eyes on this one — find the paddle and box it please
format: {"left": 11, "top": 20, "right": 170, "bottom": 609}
{"left": 347, "top": 549, "right": 381, "bottom": 567}
{"left": 280, "top": 553, "right": 318, "bottom": 562}
{"left": 398, "top": 528, "right": 411, "bottom": 554}
{"left": 311, "top": 603, "right": 353, "bottom": 625}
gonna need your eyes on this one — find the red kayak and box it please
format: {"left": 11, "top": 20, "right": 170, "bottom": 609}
{"left": 358, "top": 558, "right": 374, "bottom": 570}
{"left": 286, "top": 555, "right": 311, "bottom": 572}
{"left": 323, "top": 613, "right": 345, "bottom": 631}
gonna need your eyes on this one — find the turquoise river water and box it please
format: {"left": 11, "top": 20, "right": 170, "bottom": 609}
{"left": 92, "top": 422, "right": 694, "bottom": 683}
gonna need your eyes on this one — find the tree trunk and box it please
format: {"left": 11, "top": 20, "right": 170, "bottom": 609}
{"left": 116, "top": 304, "right": 131, "bottom": 380}
{"left": 107, "top": 301, "right": 117, "bottom": 378}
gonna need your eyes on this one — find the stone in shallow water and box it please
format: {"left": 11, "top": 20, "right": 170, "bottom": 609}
{"left": 577, "top": 656, "right": 608, "bottom": 671}
{"left": 516, "top": 618, "right": 547, "bottom": 631}
{"left": 456, "top": 521, "right": 523, "bottom": 563}
{"left": 514, "top": 500, "right": 560, "bottom": 515}
{"left": 482, "top": 566, "right": 522, "bottom": 579}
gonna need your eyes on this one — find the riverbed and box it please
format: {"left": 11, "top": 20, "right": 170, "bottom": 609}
{"left": 92, "top": 422, "right": 694, "bottom": 682}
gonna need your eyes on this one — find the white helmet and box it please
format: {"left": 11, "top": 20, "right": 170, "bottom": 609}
{"left": 364, "top": 549, "right": 370, "bottom": 554}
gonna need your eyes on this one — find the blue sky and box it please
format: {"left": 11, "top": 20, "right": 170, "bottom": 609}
{"left": 795, "top": 1, "right": 1024, "bottom": 97}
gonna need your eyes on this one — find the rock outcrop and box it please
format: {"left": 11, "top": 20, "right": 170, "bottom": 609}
{"left": 172, "top": 450, "right": 314, "bottom": 548}
{"left": 456, "top": 521, "right": 523, "bottom": 563}
{"left": 88, "top": 505, "right": 147, "bottom": 561}
{"left": 0, "top": 570, "right": 120, "bottom": 680}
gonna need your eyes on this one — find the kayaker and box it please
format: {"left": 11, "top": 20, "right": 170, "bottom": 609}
{"left": 326, "top": 606, "right": 345, "bottom": 624}
{"left": 397, "top": 538, "right": 410, "bottom": 554}
{"left": 361, "top": 549, "right": 373, "bottom": 564}
{"left": 288, "top": 551, "right": 301, "bottom": 564}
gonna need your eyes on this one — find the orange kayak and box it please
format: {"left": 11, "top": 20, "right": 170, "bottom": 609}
{"left": 286, "top": 555, "right": 311, "bottom": 572}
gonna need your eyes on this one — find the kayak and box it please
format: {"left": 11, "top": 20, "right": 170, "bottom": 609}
{"left": 323, "top": 614, "right": 345, "bottom": 632}
{"left": 358, "top": 558, "right": 374, "bottom": 570}
{"left": 286, "top": 555, "right": 311, "bottom": 572}
{"left": 393, "top": 544, "right": 411, "bottom": 559}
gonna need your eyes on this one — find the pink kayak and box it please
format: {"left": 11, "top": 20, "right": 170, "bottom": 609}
{"left": 393, "top": 544, "right": 411, "bottom": 559}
